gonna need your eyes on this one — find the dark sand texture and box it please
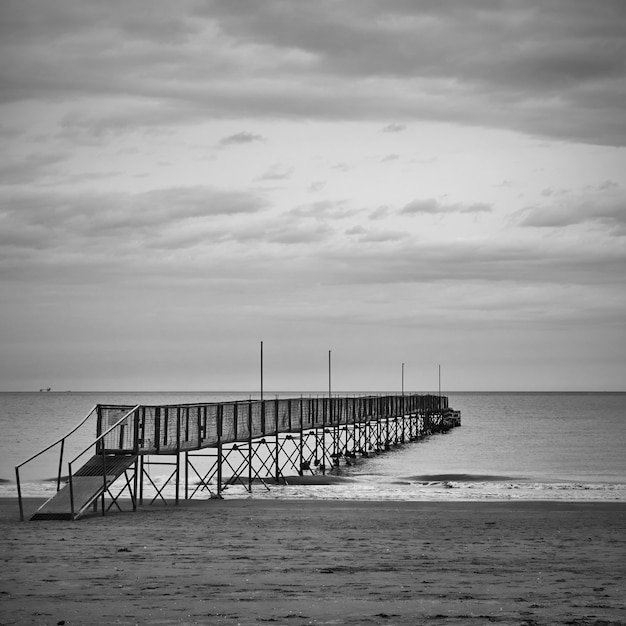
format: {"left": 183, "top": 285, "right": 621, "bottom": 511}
{"left": 1, "top": 498, "right": 625, "bottom": 625}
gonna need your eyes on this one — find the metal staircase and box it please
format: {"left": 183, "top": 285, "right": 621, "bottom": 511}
{"left": 31, "top": 454, "right": 138, "bottom": 520}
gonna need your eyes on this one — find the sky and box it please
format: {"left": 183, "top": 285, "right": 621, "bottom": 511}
{"left": 1, "top": 0, "right": 625, "bottom": 392}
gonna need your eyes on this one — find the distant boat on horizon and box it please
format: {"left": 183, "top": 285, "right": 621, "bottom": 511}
{"left": 39, "top": 387, "right": 51, "bottom": 392}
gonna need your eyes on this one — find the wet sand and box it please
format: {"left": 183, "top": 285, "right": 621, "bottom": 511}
{"left": 1, "top": 497, "right": 625, "bottom": 625}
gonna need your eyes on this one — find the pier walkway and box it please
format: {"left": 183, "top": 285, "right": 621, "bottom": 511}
{"left": 16, "top": 394, "right": 460, "bottom": 521}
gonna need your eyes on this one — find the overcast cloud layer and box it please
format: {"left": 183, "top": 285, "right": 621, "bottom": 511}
{"left": 1, "top": 0, "right": 625, "bottom": 391}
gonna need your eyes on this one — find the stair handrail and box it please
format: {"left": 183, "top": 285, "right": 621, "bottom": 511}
{"left": 68, "top": 404, "right": 141, "bottom": 469}
{"left": 67, "top": 405, "right": 140, "bottom": 520}
{"left": 15, "top": 405, "right": 99, "bottom": 522}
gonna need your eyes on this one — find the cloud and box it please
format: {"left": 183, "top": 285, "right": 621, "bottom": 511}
{"left": 0, "top": 152, "right": 68, "bottom": 185}
{"left": 346, "top": 225, "right": 366, "bottom": 236}
{"left": 0, "top": 186, "right": 268, "bottom": 260}
{"left": 401, "top": 198, "right": 492, "bottom": 215}
{"left": 288, "top": 200, "right": 357, "bottom": 221}
{"left": 320, "top": 239, "right": 626, "bottom": 290}
{"left": 495, "top": 180, "right": 513, "bottom": 188}
{"left": 369, "top": 206, "right": 391, "bottom": 220}
{"left": 382, "top": 123, "right": 406, "bottom": 133}
{"left": 401, "top": 199, "right": 440, "bottom": 214}
{"left": 263, "top": 223, "right": 332, "bottom": 245}
{"left": 259, "top": 164, "right": 293, "bottom": 181}
{"left": 308, "top": 181, "right": 326, "bottom": 193}
{"left": 0, "top": 125, "right": 24, "bottom": 139}
{"left": 202, "top": 0, "right": 626, "bottom": 145}
{"left": 517, "top": 182, "right": 626, "bottom": 235}
{"left": 461, "top": 203, "right": 492, "bottom": 214}
{"left": 218, "top": 131, "right": 265, "bottom": 146}
{"left": 2, "top": 0, "right": 625, "bottom": 145}
{"left": 349, "top": 229, "right": 409, "bottom": 244}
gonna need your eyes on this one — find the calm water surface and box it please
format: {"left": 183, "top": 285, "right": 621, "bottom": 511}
{"left": 1, "top": 391, "right": 624, "bottom": 501}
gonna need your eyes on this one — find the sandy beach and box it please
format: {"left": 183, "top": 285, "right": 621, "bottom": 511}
{"left": 1, "top": 497, "right": 624, "bottom": 626}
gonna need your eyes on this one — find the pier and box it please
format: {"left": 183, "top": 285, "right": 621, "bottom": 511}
{"left": 16, "top": 393, "right": 460, "bottom": 521}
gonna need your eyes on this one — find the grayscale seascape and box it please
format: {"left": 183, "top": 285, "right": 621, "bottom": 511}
{"left": 2, "top": 1, "right": 625, "bottom": 624}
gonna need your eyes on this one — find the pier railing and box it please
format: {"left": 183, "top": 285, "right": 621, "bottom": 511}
{"left": 95, "top": 393, "right": 449, "bottom": 455}
{"left": 14, "top": 405, "right": 100, "bottom": 522}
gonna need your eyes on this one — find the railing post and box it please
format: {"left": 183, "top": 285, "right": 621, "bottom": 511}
{"left": 299, "top": 396, "right": 304, "bottom": 475}
{"left": 69, "top": 461, "right": 75, "bottom": 521}
{"left": 133, "top": 456, "right": 139, "bottom": 511}
{"left": 376, "top": 396, "right": 381, "bottom": 448}
{"left": 197, "top": 406, "right": 203, "bottom": 449}
{"left": 175, "top": 408, "right": 181, "bottom": 505}
{"left": 288, "top": 399, "right": 292, "bottom": 432}
{"left": 96, "top": 406, "right": 103, "bottom": 454}
{"left": 359, "top": 397, "right": 364, "bottom": 453}
{"left": 321, "top": 396, "right": 326, "bottom": 475}
{"left": 132, "top": 407, "right": 145, "bottom": 511}
{"left": 248, "top": 401, "right": 253, "bottom": 492}
{"left": 139, "top": 455, "right": 144, "bottom": 505}
{"left": 352, "top": 397, "right": 357, "bottom": 455}
{"left": 275, "top": 398, "right": 280, "bottom": 484}
{"left": 57, "top": 439, "right": 65, "bottom": 492}
{"left": 385, "top": 397, "right": 391, "bottom": 449}
{"left": 184, "top": 450, "right": 189, "bottom": 501}
{"left": 101, "top": 453, "right": 107, "bottom": 516}
{"left": 133, "top": 408, "right": 140, "bottom": 454}
{"left": 217, "top": 405, "right": 223, "bottom": 498}
{"left": 163, "top": 407, "right": 169, "bottom": 448}
{"left": 155, "top": 408, "right": 161, "bottom": 454}
{"left": 15, "top": 467, "right": 24, "bottom": 522}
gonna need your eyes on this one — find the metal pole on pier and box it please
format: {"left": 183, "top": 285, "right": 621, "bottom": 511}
{"left": 438, "top": 364, "right": 441, "bottom": 410}
{"left": 329, "top": 350, "right": 336, "bottom": 466}
{"left": 260, "top": 341, "right": 264, "bottom": 402}
{"left": 328, "top": 350, "right": 331, "bottom": 400}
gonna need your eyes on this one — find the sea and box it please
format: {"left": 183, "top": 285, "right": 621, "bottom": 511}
{"left": 1, "top": 391, "right": 625, "bottom": 502}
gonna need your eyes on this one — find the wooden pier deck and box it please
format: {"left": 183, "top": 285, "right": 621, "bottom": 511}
{"left": 16, "top": 394, "right": 460, "bottom": 521}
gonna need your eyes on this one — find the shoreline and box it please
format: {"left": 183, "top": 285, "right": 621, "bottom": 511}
{"left": 4, "top": 495, "right": 626, "bottom": 516}
{"left": 1, "top": 497, "right": 625, "bottom": 625}
{"left": 6, "top": 494, "right": 626, "bottom": 511}
{"left": 4, "top": 470, "right": 626, "bottom": 504}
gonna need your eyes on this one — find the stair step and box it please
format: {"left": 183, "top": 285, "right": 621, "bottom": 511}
{"left": 30, "top": 454, "right": 137, "bottom": 521}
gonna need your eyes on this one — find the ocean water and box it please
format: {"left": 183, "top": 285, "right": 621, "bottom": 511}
{"left": 1, "top": 391, "right": 625, "bottom": 501}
